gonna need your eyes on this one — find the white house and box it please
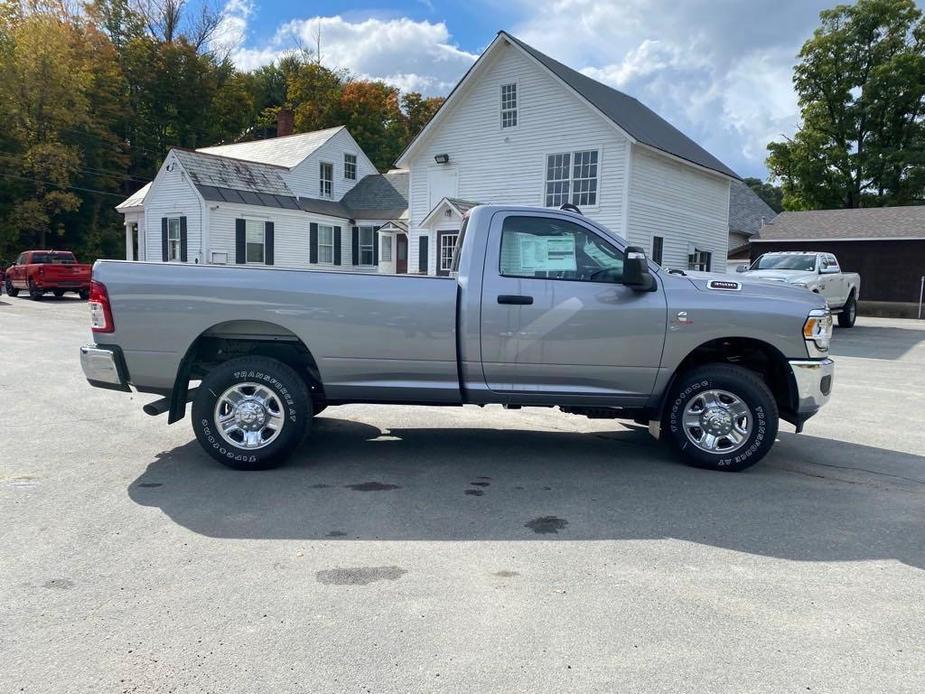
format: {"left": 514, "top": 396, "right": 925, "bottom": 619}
{"left": 117, "top": 31, "right": 739, "bottom": 275}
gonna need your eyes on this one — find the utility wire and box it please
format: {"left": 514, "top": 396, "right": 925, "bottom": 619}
{"left": 0, "top": 172, "right": 128, "bottom": 199}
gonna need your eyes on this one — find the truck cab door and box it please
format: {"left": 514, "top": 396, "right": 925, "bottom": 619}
{"left": 478, "top": 211, "right": 667, "bottom": 404}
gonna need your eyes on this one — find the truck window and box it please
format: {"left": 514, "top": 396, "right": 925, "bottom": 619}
{"left": 499, "top": 216, "right": 623, "bottom": 283}
{"left": 31, "top": 252, "right": 76, "bottom": 264}
{"left": 752, "top": 254, "right": 816, "bottom": 271}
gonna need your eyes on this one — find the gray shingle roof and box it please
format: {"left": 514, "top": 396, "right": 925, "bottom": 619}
{"left": 729, "top": 181, "right": 777, "bottom": 237}
{"left": 174, "top": 149, "right": 293, "bottom": 197}
{"left": 501, "top": 32, "right": 738, "bottom": 180}
{"left": 447, "top": 198, "right": 481, "bottom": 214}
{"left": 341, "top": 171, "right": 409, "bottom": 219}
{"left": 196, "top": 126, "right": 344, "bottom": 168}
{"left": 756, "top": 206, "right": 925, "bottom": 241}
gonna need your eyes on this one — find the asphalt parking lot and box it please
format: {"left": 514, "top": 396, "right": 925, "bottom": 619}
{"left": 2, "top": 295, "right": 924, "bottom": 693}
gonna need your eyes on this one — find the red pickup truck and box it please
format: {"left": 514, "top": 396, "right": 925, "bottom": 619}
{"left": 4, "top": 250, "right": 92, "bottom": 300}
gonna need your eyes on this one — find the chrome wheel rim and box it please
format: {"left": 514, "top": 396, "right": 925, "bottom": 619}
{"left": 682, "top": 389, "right": 751, "bottom": 454}
{"left": 213, "top": 382, "right": 284, "bottom": 450}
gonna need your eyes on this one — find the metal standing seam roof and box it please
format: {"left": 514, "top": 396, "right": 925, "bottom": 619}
{"left": 115, "top": 182, "right": 151, "bottom": 210}
{"left": 755, "top": 206, "right": 925, "bottom": 241}
{"left": 195, "top": 126, "right": 345, "bottom": 169}
{"left": 501, "top": 32, "right": 739, "bottom": 180}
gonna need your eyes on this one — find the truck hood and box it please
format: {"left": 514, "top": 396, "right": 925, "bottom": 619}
{"left": 739, "top": 269, "right": 816, "bottom": 284}
{"left": 671, "top": 270, "right": 826, "bottom": 308}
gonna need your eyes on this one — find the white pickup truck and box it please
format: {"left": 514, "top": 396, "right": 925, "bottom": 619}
{"left": 739, "top": 252, "right": 861, "bottom": 328}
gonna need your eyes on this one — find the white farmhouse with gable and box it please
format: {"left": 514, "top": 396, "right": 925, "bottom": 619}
{"left": 117, "top": 31, "right": 739, "bottom": 275}
{"left": 397, "top": 31, "right": 739, "bottom": 275}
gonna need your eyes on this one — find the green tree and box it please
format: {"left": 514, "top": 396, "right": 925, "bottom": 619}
{"left": 767, "top": 0, "right": 925, "bottom": 209}
{"left": 333, "top": 80, "right": 407, "bottom": 170}
{"left": 401, "top": 92, "right": 444, "bottom": 139}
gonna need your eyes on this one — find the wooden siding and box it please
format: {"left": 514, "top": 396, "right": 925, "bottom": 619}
{"left": 626, "top": 147, "right": 731, "bottom": 272}
{"left": 284, "top": 128, "right": 378, "bottom": 200}
{"left": 405, "top": 41, "right": 630, "bottom": 274}
{"left": 142, "top": 154, "right": 203, "bottom": 262}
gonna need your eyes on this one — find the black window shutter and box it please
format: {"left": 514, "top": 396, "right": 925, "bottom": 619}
{"left": 418, "top": 235, "right": 428, "bottom": 274}
{"left": 161, "top": 217, "right": 169, "bottom": 262}
{"left": 373, "top": 228, "right": 380, "bottom": 266}
{"left": 333, "top": 226, "right": 342, "bottom": 265}
{"left": 235, "top": 219, "right": 246, "bottom": 263}
{"left": 351, "top": 226, "right": 359, "bottom": 266}
{"left": 309, "top": 222, "right": 318, "bottom": 264}
{"left": 179, "top": 217, "right": 188, "bottom": 262}
{"left": 265, "top": 221, "right": 274, "bottom": 265}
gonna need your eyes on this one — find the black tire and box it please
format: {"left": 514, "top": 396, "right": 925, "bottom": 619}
{"left": 665, "top": 364, "right": 778, "bottom": 472}
{"left": 4, "top": 280, "right": 16, "bottom": 297}
{"left": 53, "top": 289, "right": 65, "bottom": 297}
{"left": 78, "top": 288, "right": 89, "bottom": 300}
{"left": 191, "top": 356, "right": 311, "bottom": 470}
{"left": 28, "top": 279, "right": 43, "bottom": 301}
{"left": 837, "top": 292, "right": 857, "bottom": 328}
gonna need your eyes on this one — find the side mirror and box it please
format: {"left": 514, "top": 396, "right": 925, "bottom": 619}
{"left": 735, "top": 264, "right": 748, "bottom": 273}
{"left": 623, "top": 246, "right": 656, "bottom": 292}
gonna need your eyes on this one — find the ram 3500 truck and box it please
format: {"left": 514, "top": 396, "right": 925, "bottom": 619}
{"left": 80, "top": 205, "right": 835, "bottom": 472}
{"left": 740, "top": 252, "right": 861, "bottom": 328}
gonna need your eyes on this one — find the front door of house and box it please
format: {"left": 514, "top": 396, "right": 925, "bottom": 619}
{"left": 436, "top": 230, "right": 459, "bottom": 276}
{"left": 396, "top": 234, "right": 408, "bottom": 274}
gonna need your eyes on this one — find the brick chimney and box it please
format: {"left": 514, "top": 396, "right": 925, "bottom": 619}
{"left": 276, "top": 108, "right": 294, "bottom": 137}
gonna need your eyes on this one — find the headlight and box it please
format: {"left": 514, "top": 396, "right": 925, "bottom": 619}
{"left": 803, "top": 308, "right": 833, "bottom": 355}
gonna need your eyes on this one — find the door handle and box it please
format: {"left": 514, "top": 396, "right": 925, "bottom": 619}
{"left": 497, "top": 294, "right": 534, "bottom": 305}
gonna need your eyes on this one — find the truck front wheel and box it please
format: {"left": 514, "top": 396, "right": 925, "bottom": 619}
{"left": 837, "top": 292, "right": 857, "bottom": 328}
{"left": 191, "top": 356, "right": 310, "bottom": 470}
{"left": 665, "top": 364, "right": 778, "bottom": 472}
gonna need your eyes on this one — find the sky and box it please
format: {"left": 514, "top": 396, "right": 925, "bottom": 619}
{"left": 207, "top": 0, "right": 914, "bottom": 179}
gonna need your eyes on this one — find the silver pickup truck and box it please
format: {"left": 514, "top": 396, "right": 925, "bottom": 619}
{"left": 81, "top": 205, "right": 835, "bottom": 472}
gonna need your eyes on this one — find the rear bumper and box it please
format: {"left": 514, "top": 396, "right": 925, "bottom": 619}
{"left": 80, "top": 344, "right": 131, "bottom": 392}
{"left": 788, "top": 358, "right": 834, "bottom": 420}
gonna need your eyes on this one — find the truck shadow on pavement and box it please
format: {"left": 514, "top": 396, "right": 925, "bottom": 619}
{"left": 129, "top": 417, "right": 925, "bottom": 569}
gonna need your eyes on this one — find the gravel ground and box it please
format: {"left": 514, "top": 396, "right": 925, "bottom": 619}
{"left": 2, "top": 296, "right": 924, "bottom": 693}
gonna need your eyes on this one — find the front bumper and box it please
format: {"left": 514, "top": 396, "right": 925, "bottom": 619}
{"left": 80, "top": 344, "right": 130, "bottom": 392}
{"left": 789, "top": 358, "right": 834, "bottom": 418}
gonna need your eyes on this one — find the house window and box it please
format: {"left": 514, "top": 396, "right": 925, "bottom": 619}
{"left": 359, "top": 226, "right": 375, "bottom": 265}
{"left": 245, "top": 219, "right": 265, "bottom": 264}
{"left": 439, "top": 232, "right": 459, "bottom": 273}
{"left": 320, "top": 162, "right": 333, "bottom": 198}
{"left": 688, "top": 248, "right": 712, "bottom": 272}
{"left": 318, "top": 224, "right": 335, "bottom": 264}
{"left": 545, "top": 150, "right": 599, "bottom": 207}
{"left": 381, "top": 235, "right": 392, "bottom": 262}
{"left": 652, "top": 235, "right": 664, "bottom": 265}
{"left": 167, "top": 217, "right": 182, "bottom": 261}
{"left": 501, "top": 83, "right": 517, "bottom": 128}
{"left": 344, "top": 153, "right": 356, "bottom": 180}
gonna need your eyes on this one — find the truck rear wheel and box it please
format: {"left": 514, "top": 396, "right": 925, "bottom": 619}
{"left": 5, "top": 280, "right": 18, "bottom": 297}
{"left": 28, "top": 279, "right": 43, "bottom": 301}
{"left": 191, "top": 356, "right": 310, "bottom": 470}
{"left": 837, "top": 292, "right": 857, "bottom": 328}
{"left": 665, "top": 364, "right": 778, "bottom": 472}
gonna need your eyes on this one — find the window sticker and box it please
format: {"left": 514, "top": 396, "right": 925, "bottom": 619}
{"left": 516, "top": 233, "right": 577, "bottom": 272}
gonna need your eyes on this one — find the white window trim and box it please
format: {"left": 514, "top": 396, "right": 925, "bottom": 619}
{"left": 319, "top": 161, "right": 334, "bottom": 199}
{"left": 500, "top": 81, "right": 518, "bottom": 130}
{"left": 343, "top": 152, "right": 357, "bottom": 181}
{"left": 244, "top": 219, "right": 266, "bottom": 265}
{"left": 317, "top": 223, "right": 335, "bottom": 265}
{"left": 381, "top": 234, "right": 392, "bottom": 262}
{"left": 541, "top": 148, "right": 602, "bottom": 210}
{"left": 358, "top": 225, "right": 376, "bottom": 266}
{"left": 166, "top": 217, "right": 182, "bottom": 262}
{"left": 439, "top": 231, "right": 459, "bottom": 272}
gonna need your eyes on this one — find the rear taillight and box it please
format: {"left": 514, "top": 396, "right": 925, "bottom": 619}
{"left": 89, "top": 280, "right": 114, "bottom": 333}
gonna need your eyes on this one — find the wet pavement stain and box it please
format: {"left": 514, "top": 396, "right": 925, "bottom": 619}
{"left": 464, "top": 489, "right": 485, "bottom": 496}
{"left": 309, "top": 483, "right": 332, "bottom": 489}
{"left": 137, "top": 482, "right": 163, "bottom": 488}
{"left": 326, "top": 530, "right": 347, "bottom": 537}
{"left": 316, "top": 566, "right": 407, "bottom": 586}
{"left": 469, "top": 481, "right": 491, "bottom": 487}
{"left": 344, "top": 482, "right": 400, "bottom": 492}
{"left": 43, "top": 578, "right": 74, "bottom": 590}
{"left": 493, "top": 570, "right": 520, "bottom": 578}
{"left": 525, "top": 516, "right": 569, "bottom": 534}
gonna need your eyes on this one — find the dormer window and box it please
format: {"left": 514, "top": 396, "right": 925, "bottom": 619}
{"left": 320, "top": 162, "right": 333, "bottom": 198}
{"left": 344, "top": 153, "right": 356, "bottom": 180}
{"left": 501, "top": 83, "right": 517, "bottom": 128}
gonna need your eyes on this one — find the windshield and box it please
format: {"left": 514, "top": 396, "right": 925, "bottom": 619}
{"left": 752, "top": 255, "right": 816, "bottom": 271}
{"left": 31, "top": 252, "right": 76, "bottom": 264}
